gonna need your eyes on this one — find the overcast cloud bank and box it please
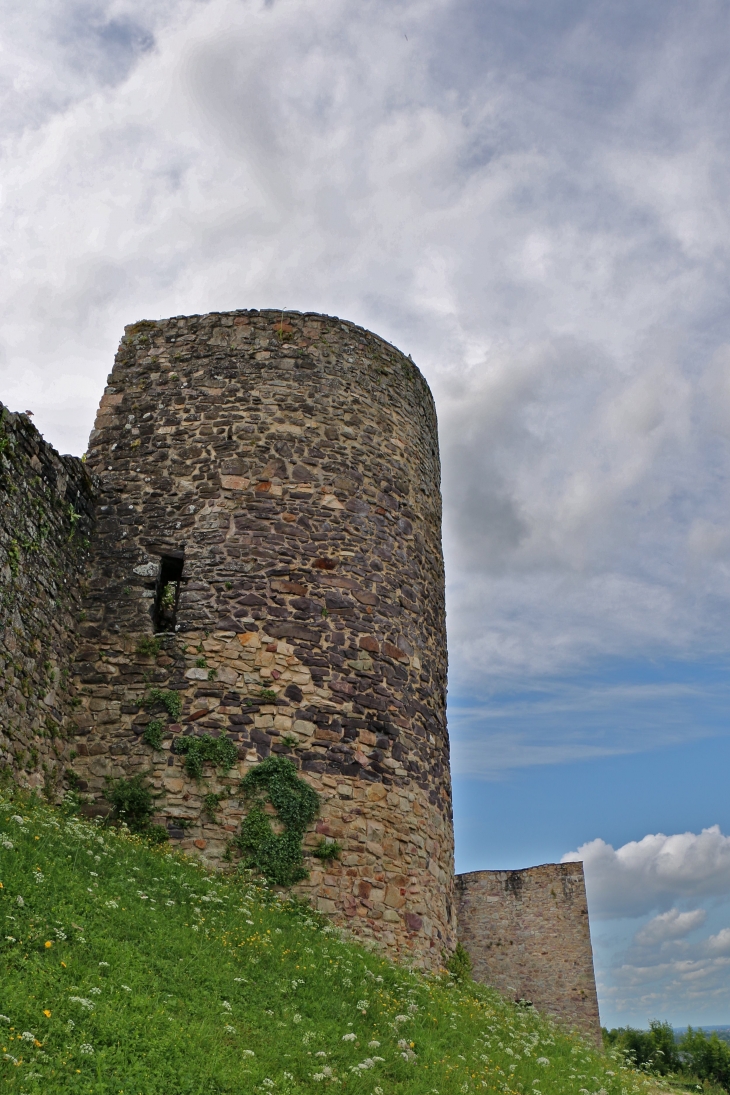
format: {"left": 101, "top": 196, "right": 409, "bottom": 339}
{"left": 4, "top": 0, "right": 730, "bottom": 717}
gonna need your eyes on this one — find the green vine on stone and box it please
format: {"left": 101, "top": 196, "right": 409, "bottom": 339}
{"left": 312, "top": 837, "right": 341, "bottom": 861}
{"left": 203, "top": 790, "right": 226, "bottom": 818}
{"left": 143, "top": 688, "right": 182, "bottom": 721}
{"left": 235, "top": 756, "right": 319, "bottom": 887}
{"left": 143, "top": 719, "right": 164, "bottom": 749}
{"left": 173, "top": 734, "right": 238, "bottom": 780}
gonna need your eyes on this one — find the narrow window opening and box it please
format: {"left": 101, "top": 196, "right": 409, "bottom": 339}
{"left": 152, "top": 554, "right": 185, "bottom": 632}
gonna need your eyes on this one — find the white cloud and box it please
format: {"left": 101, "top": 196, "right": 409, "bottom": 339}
{"left": 704, "top": 927, "right": 730, "bottom": 957}
{"left": 563, "top": 826, "right": 730, "bottom": 920}
{"left": 634, "top": 908, "right": 707, "bottom": 946}
{"left": 564, "top": 826, "right": 730, "bottom": 1024}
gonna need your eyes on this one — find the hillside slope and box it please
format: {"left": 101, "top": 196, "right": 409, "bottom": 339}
{"left": 1, "top": 792, "right": 648, "bottom": 1095}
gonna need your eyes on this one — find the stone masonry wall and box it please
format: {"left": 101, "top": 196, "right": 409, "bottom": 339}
{"left": 0, "top": 403, "right": 95, "bottom": 794}
{"left": 455, "top": 864, "right": 601, "bottom": 1043}
{"left": 70, "top": 309, "right": 456, "bottom": 969}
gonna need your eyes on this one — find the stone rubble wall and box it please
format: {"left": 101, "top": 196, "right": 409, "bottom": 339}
{"left": 0, "top": 403, "right": 95, "bottom": 793}
{"left": 455, "top": 863, "right": 601, "bottom": 1043}
{"left": 70, "top": 309, "right": 456, "bottom": 969}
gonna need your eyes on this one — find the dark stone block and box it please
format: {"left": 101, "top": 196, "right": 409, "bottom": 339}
{"left": 266, "top": 622, "right": 321, "bottom": 643}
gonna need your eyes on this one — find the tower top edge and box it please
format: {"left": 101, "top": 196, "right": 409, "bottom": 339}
{"left": 119, "top": 308, "right": 435, "bottom": 407}
{"left": 123, "top": 308, "right": 405, "bottom": 356}
{"left": 455, "top": 862, "right": 585, "bottom": 881}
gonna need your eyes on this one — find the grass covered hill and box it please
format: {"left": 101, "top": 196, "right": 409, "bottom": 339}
{"left": 1, "top": 792, "right": 651, "bottom": 1095}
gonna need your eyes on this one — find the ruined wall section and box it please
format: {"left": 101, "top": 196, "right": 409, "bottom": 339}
{"left": 71, "top": 309, "right": 455, "bottom": 968}
{"left": 0, "top": 404, "right": 94, "bottom": 793}
{"left": 456, "top": 864, "right": 601, "bottom": 1043}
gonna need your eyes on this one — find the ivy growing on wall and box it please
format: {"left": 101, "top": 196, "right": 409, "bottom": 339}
{"left": 143, "top": 688, "right": 182, "bottom": 721}
{"left": 235, "top": 757, "right": 319, "bottom": 887}
{"left": 173, "top": 734, "right": 238, "bottom": 780}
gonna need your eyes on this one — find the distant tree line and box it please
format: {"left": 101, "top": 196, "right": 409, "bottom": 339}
{"left": 603, "top": 1021, "right": 730, "bottom": 1092}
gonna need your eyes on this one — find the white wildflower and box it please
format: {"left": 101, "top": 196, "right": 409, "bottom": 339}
{"left": 0, "top": 1016, "right": 10, "bottom": 1024}
{"left": 15, "top": 895, "right": 24, "bottom": 907}
{"left": 20, "top": 1031, "right": 36, "bottom": 1042}
{"left": 221, "top": 1000, "right": 232, "bottom": 1012}
{"left": 243, "top": 1049, "right": 255, "bottom": 1057}
{"left": 374, "top": 1089, "right": 383, "bottom": 1095}
{"left": 89, "top": 871, "right": 98, "bottom": 877}
{"left": 104, "top": 900, "right": 118, "bottom": 909}
{"left": 262, "top": 1079, "right": 275, "bottom": 1088}
{"left": 34, "top": 871, "right": 44, "bottom": 884}
{"left": 3, "top": 1053, "right": 18, "bottom": 1065}
{"left": 315, "top": 1051, "right": 327, "bottom": 1058}
{"left": 394, "top": 1014, "right": 408, "bottom": 1023}
{"left": 2, "top": 839, "right": 13, "bottom": 850}
{"left": 224, "top": 1024, "right": 236, "bottom": 1034}
{"left": 352, "top": 1058, "right": 382, "bottom": 1071}
{"left": 536, "top": 1057, "right": 550, "bottom": 1066}
{"left": 89, "top": 987, "right": 102, "bottom": 995}
{"left": 69, "top": 997, "right": 95, "bottom": 1010}
{"left": 66, "top": 1020, "right": 75, "bottom": 1031}
{"left": 292, "top": 1013, "right": 302, "bottom": 1023}
{"left": 11, "top": 815, "right": 24, "bottom": 824}
{"left": 99, "top": 961, "right": 109, "bottom": 968}
{"left": 368, "top": 1040, "right": 381, "bottom": 1048}
{"left": 121, "top": 985, "right": 131, "bottom": 992}
{"left": 5, "top": 936, "right": 16, "bottom": 943}
{"left": 79, "top": 1043, "right": 94, "bottom": 1055}
{"left": 342, "top": 1032, "right": 356, "bottom": 1042}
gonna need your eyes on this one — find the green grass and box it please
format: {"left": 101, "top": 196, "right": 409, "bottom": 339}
{"left": 0, "top": 791, "right": 651, "bottom": 1095}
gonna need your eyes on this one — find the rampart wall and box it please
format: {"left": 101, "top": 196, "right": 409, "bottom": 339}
{"left": 0, "top": 403, "right": 95, "bottom": 793}
{"left": 455, "top": 863, "right": 601, "bottom": 1042}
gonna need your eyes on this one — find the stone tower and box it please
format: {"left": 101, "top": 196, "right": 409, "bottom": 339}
{"left": 72, "top": 309, "right": 455, "bottom": 967}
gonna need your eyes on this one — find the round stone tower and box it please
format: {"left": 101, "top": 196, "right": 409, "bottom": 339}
{"left": 73, "top": 309, "right": 455, "bottom": 966}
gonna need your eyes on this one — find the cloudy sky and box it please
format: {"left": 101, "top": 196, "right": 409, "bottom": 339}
{"left": 3, "top": 0, "right": 730, "bottom": 1026}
